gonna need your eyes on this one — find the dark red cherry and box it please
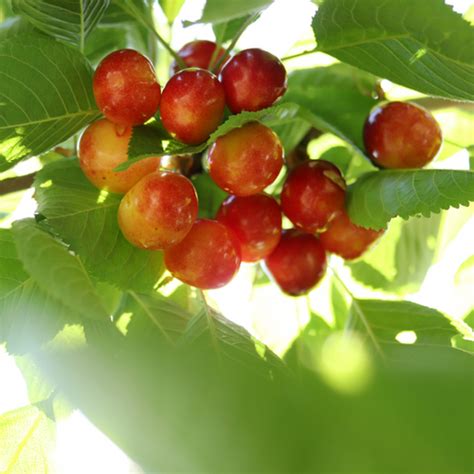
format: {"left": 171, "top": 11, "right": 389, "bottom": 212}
{"left": 172, "top": 40, "right": 226, "bottom": 73}
{"left": 164, "top": 219, "right": 241, "bottom": 289}
{"left": 93, "top": 49, "right": 161, "bottom": 126}
{"left": 263, "top": 229, "right": 327, "bottom": 296}
{"left": 216, "top": 194, "right": 282, "bottom": 262}
{"left": 281, "top": 160, "right": 346, "bottom": 233}
{"left": 160, "top": 68, "right": 226, "bottom": 145}
{"left": 219, "top": 48, "right": 287, "bottom": 113}
{"left": 319, "top": 210, "right": 384, "bottom": 260}
{"left": 363, "top": 101, "right": 442, "bottom": 169}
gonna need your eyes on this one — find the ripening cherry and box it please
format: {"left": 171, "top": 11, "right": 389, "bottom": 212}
{"left": 216, "top": 194, "right": 282, "bottom": 262}
{"left": 78, "top": 118, "right": 160, "bottom": 193}
{"left": 207, "top": 122, "right": 283, "bottom": 196}
{"left": 363, "top": 101, "right": 442, "bottom": 169}
{"left": 319, "top": 210, "right": 384, "bottom": 260}
{"left": 93, "top": 49, "right": 161, "bottom": 126}
{"left": 281, "top": 160, "right": 346, "bottom": 233}
{"left": 118, "top": 172, "right": 198, "bottom": 250}
{"left": 219, "top": 48, "right": 287, "bottom": 113}
{"left": 263, "top": 229, "right": 327, "bottom": 296}
{"left": 164, "top": 219, "right": 241, "bottom": 289}
{"left": 160, "top": 68, "right": 226, "bottom": 145}
{"left": 172, "top": 40, "right": 226, "bottom": 73}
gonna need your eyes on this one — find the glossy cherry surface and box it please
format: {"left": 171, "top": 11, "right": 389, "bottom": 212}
{"left": 281, "top": 160, "right": 346, "bottom": 233}
{"left": 93, "top": 49, "right": 161, "bottom": 126}
{"left": 164, "top": 219, "right": 241, "bottom": 289}
{"left": 78, "top": 118, "right": 160, "bottom": 193}
{"left": 207, "top": 122, "right": 283, "bottom": 196}
{"left": 319, "top": 210, "right": 384, "bottom": 260}
{"left": 363, "top": 101, "right": 442, "bottom": 169}
{"left": 216, "top": 194, "right": 282, "bottom": 262}
{"left": 172, "top": 40, "right": 226, "bottom": 73}
{"left": 219, "top": 48, "right": 287, "bottom": 113}
{"left": 160, "top": 68, "right": 226, "bottom": 145}
{"left": 263, "top": 229, "right": 327, "bottom": 296}
{"left": 118, "top": 172, "right": 198, "bottom": 250}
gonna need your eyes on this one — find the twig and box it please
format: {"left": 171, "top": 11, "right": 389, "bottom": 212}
{"left": 0, "top": 173, "right": 36, "bottom": 196}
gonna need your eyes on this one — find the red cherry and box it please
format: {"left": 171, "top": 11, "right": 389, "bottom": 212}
{"left": 216, "top": 194, "right": 282, "bottom": 262}
{"left": 118, "top": 172, "right": 198, "bottom": 250}
{"left": 207, "top": 122, "right": 283, "bottom": 196}
{"left": 219, "top": 48, "right": 287, "bottom": 113}
{"left": 160, "top": 68, "right": 226, "bottom": 145}
{"left": 363, "top": 101, "right": 442, "bottom": 169}
{"left": 78, "top": 118, "right": 160, "bottom": 193}
{"left": 319, "top": 210, "right": 384, "bottom": 260}
{"left": 281, "top": 160, "right": 346, "bottom": 233}
{"left": 93, "top": 49, "right": 161, "bottom": 126}
{"left": 164, "top": 219, "right": 241, "bottom": 289}
{"left": 263, "top": 229, "right": 327, "bottom": 296}
{"left": 172, "top": 40, "right": 226, "bottom": 73}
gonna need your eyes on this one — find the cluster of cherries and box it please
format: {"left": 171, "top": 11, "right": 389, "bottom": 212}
{"left": 78, "top": 39, "right": 443, "bottom": 296}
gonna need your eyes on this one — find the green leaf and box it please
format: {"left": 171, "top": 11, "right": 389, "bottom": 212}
{"left": 0, "top": 228, "right": 80, "bottom": 354}
{"left": 121, "top": 102, "right": 301, "bottom": 170}
{"left": 313, "top": 0, "right": 474, "bottom": 101}
{"left": 346, "top": 169, "right": 474, "bottom": 230}
{"left": 12, "top": 219, "right": 108, "bottom": 322}
{"left": 351, "top": 299, "right": 458, "bottom": 359}
{"left": 0, "top": 405, "right": 55, "bottom": 473}
{"left": 191, "top": 173, "right": 227, "bottom": 219}
{"left": 191, "top": 0, "right": 272, "bottom": 25}
{"left": 0, "top": 16, "right": 35, "bottom": 40}
{"left": 451, "top": 334, "right": 474, "bottom": 354}
{"left": 159, "top": 0, "right": 185, "bottom": 24}
{"left": 348, "top": 214, "right": 442, "bottom": 295}
{"left": 455, "top": 254, "right": 474, "bottom": 285}
{"left": 84, "top": 25, "right": 128, "bottom": 65}
{"left": 0, "top": 35, "right": 100, "bottom": 172}
{"left": 284, "top": 64, "right": 379, "bottom": 157}
{"left": 213, "top": 14, "right": 258, "bottom": 43}
{"left": 34, "top": 159, "right": 165, "bottom": 292}
{"left": 12, "top": 0, "right": 110, "bottom": 49}
{"left": 271, "top": 118, "right": 311, "bottom": 154}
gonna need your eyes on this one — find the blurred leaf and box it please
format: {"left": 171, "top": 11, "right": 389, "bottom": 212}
{"left": 330, "top": 276, "right": 351, "bottom": 329}
{"left": 347, "top": 169, "right": 474, "bottom": 230}
{"left": 455, "top": 254, "right": 474, "bottom": 285}
{"left": 0, "top": 35, "right": 100, "bottom": 172}
{"left": 213, "top": 13, "right": 258, "bottom": 43}
{"left": 0, "top": 16, "right": 35, "bottom": 39}
{"left": 159, "top": 0, "right": 185, "bottom": 24}
{"left": 190, "top": 0, "right": 272, "bottom": 25}
{"left": 284, "top": 64, "right": 379, "bottom": 157}
{"left": 0, "top": 405, "right": 55, "bottom": 473}
{"left": 271, "top": 118, "right": 311, "bottom": 154}
{"left": 349, "top": 214, "right": 442, "bottom": 295}
{"left": 35, "top": 160, "right": 165, "bottom": 292}
{"left": 12, "top": 219, "right": 108, "bottom": 322}
{"left": 451, "top": 334, "right": 474, "bottom": 354}
{"left": 313, "top": 0, "right": 474, "bottom": 101}
{"left": 84, "top": 25, "right": 128, "bottom": 64}
{"left": 12, "top": 0, "right": 109, "bottom": 48}
{"left": 191, "top": 173, "right": 227, "bottom": 219}
{"left": 352, "top": 299, "right": 458, "bottom": 360}
{"left": 14, "top": 356, "right": 54, "bottom": 404}
{"left": 122, "top": 103, "right": 301, "bottom": 170}
{"left": 318, "top": 146, "right": 353, "bottom": 175}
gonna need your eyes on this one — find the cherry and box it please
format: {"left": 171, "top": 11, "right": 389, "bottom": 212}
{"left": 207, "top": 122, "right": 283, "bottom": 196}
{"left": 216, "top": 194, "right": 282, "bottom": 262}
{"left": 281, "top": 160, "right": 346, "bottom": 233}
{"left": 93, "top": 49, "right": 161, "bottom": 126}
{"left": 263, "top": 229, "right": 327, "bottom": 296}
{"left": 219, "top": 48, "right": 287, "bottom": 113}
{"left": 319, "top": 210, "right": 384, "bottom": 260}
{"left": 363, "top": 101, "right": 442, "bottom": 169}
{"left": 164, "top": 219, "right": 241, "bottom": 289}
{"left": 160, "top": 68, "right": 226, "bottom": 145}
{"left": 118, "top": 171, "right": 198, "bottom": 250}
{"left": 172, "top": 40, "right": 226, "bottom": 74}
{"left": 78, "top": 118, "right": 160, "bottom": 193}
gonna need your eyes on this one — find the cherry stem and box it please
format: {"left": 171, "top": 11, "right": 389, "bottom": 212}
{"left": 281, "top": 47, "right": 319, "bottom": 61}
{"left": 121, "top": 0, "right": 186, "bottom": 69}
{"left": 328, "top": 265, "right": 387, "bottom": 362}
{"left": 212, "top": 12, "right": 261, "bottom": 74}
